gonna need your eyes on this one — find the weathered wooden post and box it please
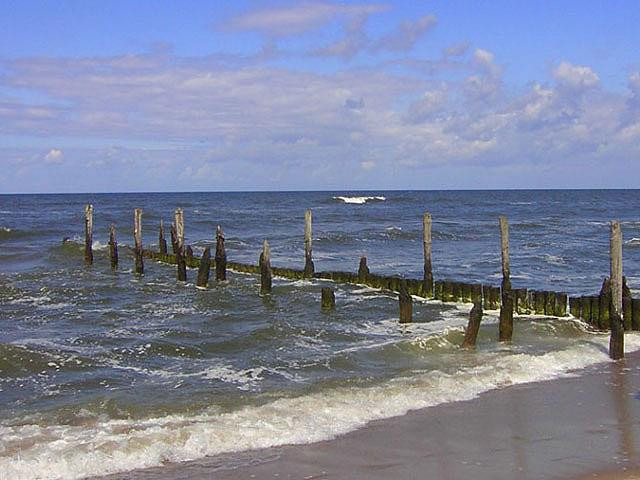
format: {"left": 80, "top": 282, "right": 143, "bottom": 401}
{"left": 134, "top": 208, "right": 144, "bottom": 275}
{"left": 260, "top": 239, "right": 272, "bottom": 294}
{"left": 109, "top": 224, "right": 118, "bottom": 269}
{"left": 215, "top": 225, "right": 227, "bottom": 281}
{"left": 609, "top": 221, "right": 624, "bottom": 360}
{"left": 499, "top": 216, "right": 513, "bottom": 341}
{"left": 84, "top": 204, "right": 93, "bottom": 265}
{"left": 358, "top": 256, "right": 369, "bottom": 281}
{"left": 623, "top": 277, "right": 632, "bottom": 330}
{"left": 462, "top": 298, "right": 484, "bottom": 348}
{"left": 423, "top": 212, "right": 433, "bottom": 297}
{"left": 321, "top": 287, "right": 335, "bottom": 310}
{"left": 158, "top": 220, "right": 168, "bottom": 255}
{"left": 175, "top": 208, "right": 185, "bottom": 253}
{"left": 170, "top": 224, "right": 187, "bottom": 282}
{"left": 399, "top": 280, "right": 412, "bottom": 323}
{"left": 304, "top": 209, "right": 314, "bottom": 277}
{"left": 196, "top": 247, "right": 211, "bottom": 288}
{"left": 599, "top": 278, "right": 611, "bottom": 329}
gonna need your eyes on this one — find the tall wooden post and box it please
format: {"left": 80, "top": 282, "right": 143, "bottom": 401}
{"left": 134, "top": 208, "right": 144, "bottom": 275}
{"left": 175, "top": 208, "right": 185, "bottom": 253}
{"left": 499, "top": 215, "right": 513, "bottom": 341}
{"left": 84, "top": 204, "right": 93, "bottom": 265}
{"left": 158, "top": 220, "right": 168, "bottom": 255}
{"left": 609, "top": 221, "right": 624, "bottom": 360}
{"left": 109, "top": 224, "right": 118, "bottom": 269}
{"left": 260, "top": 239, "right": 272, "bottom": 294}
{"left": 215, "top": 225, "right": 227, "bottom": 281}
{"left": 196, "top": 247, "right": 211, "bottom": 288}
{"left": 423, "top": 212, "right": 433, "bottom": 297}
{"left": 171, "top": 224, "right": 187, "bottom": 282}
{"left": 304, "top": 209, "right": 314, "bottom": 277}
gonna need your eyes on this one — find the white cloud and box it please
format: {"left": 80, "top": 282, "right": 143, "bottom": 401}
{"left": 553, "top": 61, "right": 599, "bottom": 89}
{"left": 372, "top": 14, "right": 437, "bottom": 52}
{"left": 44, "top": 148, "right": 63, "bottom": 163}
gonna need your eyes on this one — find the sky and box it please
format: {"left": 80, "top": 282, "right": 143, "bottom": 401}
{"left": 1, "top": 0, "right": 639, "bottom": 193}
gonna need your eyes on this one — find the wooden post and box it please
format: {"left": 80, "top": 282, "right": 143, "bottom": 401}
{"left": 609, "top": 221, "right": 624, "bottom": 360}
{"left": 84, "top": 204, "right": 93, "bottom": 265}
{"left": 462, "top": 299, "right": 484, "bottom": 348}
{"left": 632, "top": 298, "right": 640, "bottom": 331}
{"left": 499, "top": 216, "right": 513, "bottom": 341}
{"left": 109, "top": 224, "right": 118, "bottom": 269}
{"left": 399, "top": 280, "right": 412, "bottom": 323}
{"left": 215, "top": 225, "right": 227, "bottom": 281}
{"left": 622, "top": 277, "right": 632, "bottom": 330}
{"left": 134, "top": 208, "right": 144, "bottom": 275}
{"left": 304, "top": 209, "right": 314, "bottom": 276}
{"left": 599, "top": 278, "right": 611, "bottom": 329}
{"left": 358, "top": 256, "right": 369, "bottom": 281}
{"left": 196, "top": 247, "right": 211, "bottom": 288}
{"left": 423, "top": 212, "right": 433, "bottom": 297}
{"left": 580, "top": 297, "right": 592, "bottom": 324}
{"left": 158, "top": 220, "right": 168, "bottom": 255}
{"left": 260, "top": 239, "right": 272, "bottom": 294}
{"left": 171, "top": 224, "right": 187, "bottom": 282}
{"left": 175, "top": 208, "right": 185, "bottom": 254}
{"left": 321, "top": 287, "right": 335, "bottom": 310}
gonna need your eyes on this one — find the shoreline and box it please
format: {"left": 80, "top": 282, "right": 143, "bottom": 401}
{"left": 98, "top": 350, "right": 640, "bottom": 480}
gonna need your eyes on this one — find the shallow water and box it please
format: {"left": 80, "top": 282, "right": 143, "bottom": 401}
{"left": 1, "top": 190, "right": 639, "bottom": 479}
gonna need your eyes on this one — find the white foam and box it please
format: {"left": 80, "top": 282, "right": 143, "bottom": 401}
{"left": 333, "top": 196, "right": 386, "bottom": 204}
{"left": 2, "top": 334, "right": 640, "bottom": 480}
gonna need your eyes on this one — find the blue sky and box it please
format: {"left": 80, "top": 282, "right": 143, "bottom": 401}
{"left": 1, "top": 1, "right": 639, "bottom": 192}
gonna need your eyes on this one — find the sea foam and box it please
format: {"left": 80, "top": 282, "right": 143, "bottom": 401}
{"left": 1, "top": 333, "right": 639, "bottom": 480}
{"left": 333, "top": 196, "right": 386, "bottom": 204}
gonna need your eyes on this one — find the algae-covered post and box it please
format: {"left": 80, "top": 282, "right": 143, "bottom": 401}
{"left": 260, "top": 239, "right": 272, "bottom": 294}
{"left": 196, "top": 247, "right": 211, "bottom": 288}
{"left": 304, "top": 209, "right": 314, "bottom": 277}
{"left": 84, "top": 204, "right": 93, "bottom": 265}
{"left": 215, "top": 225, "right": 227, "bottom": 281}
{"left": 609, "top": 221, "right": 624, "bottom": 360}
{"left": 158, "top": 220, "right": 167, "bottom": 255}
{"left": 399, "top": 280, "right": 412, "bottom": 323}
{"left": 423, "top": 212, "right": 433, "bottom": 297}
{"left": 462, "top": 298, "right": 484, "bottom": 348}
{"left": 321, "top": 287, "right": 335, "bottom": 310}
{"left": 109, "top": 224, "right": 118, "bottom": 269}
{"left": 499, "top": 215, "right": 513, "bottom": 341}
{"left": 134, "top": 208, "right": 144, "bottom": 275}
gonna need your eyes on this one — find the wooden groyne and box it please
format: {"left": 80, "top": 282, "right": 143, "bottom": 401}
{"left": 77, "top": 205, "right": 638, "bottom": 358}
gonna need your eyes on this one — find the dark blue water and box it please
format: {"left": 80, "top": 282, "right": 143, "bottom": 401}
{"left": 1, "top": 190, "right": 640, "bottom": 479}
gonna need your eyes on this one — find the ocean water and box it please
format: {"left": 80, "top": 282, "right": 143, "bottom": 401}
{"left": 1, "top": 190, "right": 640, "bottom": 479}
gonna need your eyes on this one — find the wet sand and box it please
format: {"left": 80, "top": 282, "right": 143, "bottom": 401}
{"left": 100, "top": 351, "right": 640, "bottom": 480}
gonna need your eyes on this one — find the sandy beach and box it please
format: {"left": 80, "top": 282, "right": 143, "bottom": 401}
{"left": 94, "top": 349, "right": 640, "bottom": 480}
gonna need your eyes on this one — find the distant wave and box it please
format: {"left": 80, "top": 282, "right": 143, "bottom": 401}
{"left": 626, "top": 237, "right": 640, "bottom": 247}
{"left": 333, "top": 196, "right": 386, "bottom": 204}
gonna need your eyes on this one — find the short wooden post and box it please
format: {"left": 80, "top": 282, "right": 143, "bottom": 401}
{"left": 109, "top": 224, "right": 118, "bottom": 269}
{"left": 632, "top": 298, "right": 640, "bottom": 331}
{"left": 215, "top": 225, "right": 227, "bottom": 281}
{"left": 158, "top": 220, "right": 168, "bottom": 255}
{"left": 260, "top": 239, "right": 272, "bottom": 294}
{"left": 134, "top": 208, "right": 144, "bottom": 275}
{"left": 358, "top": 256, "right": 369, "bottom": 281}
{"left": 499, "top": 216, "right": 513, "bottom": 341}
{"left": 580, "top": 296, "right": 592, "bottom": 324}
{"left": 171, "top": 224, "right": 187, "bottom": 282}
{"left": 591, "top": 296, "right": 601, "bottom": 327}
{"left": 186, "top": 245, "right": 194, "bottom": 264}
{"left": 399, "top": 280, "right": 412, "bottom": 323}
{"left": 622, "top": 277, "right": 632, "bottom": 330}
{"left": 84, "top": 204, "right": 93, "bottom": 265}
{"left": 423, "top": 212, "right": 434, "bottom": 297}
{"left": 569, "top": 297, "right": 581, "bottom": 318}
{"left": 609, "top": 221, "right": 624, "bottom": 359}
{"left": 599, "top": 278, "right": 611, "bottom": 329}
{"left": 321, "top": 287, "right": 335, "bottom": 310}
{"left": 462, "top": 299, "right": 484, "bottom": 348}
{"left": 196, "top": 247, "right": 211, "bottom": 288}
{"left": 304, "top": 209, "right": 314, "bottom": 276}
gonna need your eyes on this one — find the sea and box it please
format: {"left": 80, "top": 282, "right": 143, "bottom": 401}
{"left": 1, "top": 189, "right": 640, "bottom": 479}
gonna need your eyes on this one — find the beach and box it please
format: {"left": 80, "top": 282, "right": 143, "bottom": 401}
{"left": 98, "top": 350, "right": 640, "bottom": 480}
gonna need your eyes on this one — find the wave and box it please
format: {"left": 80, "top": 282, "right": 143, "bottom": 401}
{"left": 2, "top": 333, "right": 639, "bottom": 479}
{"left": 333, "top": 196, "right": 386, "bottom": 204}
{"left": 626, "top": 237, "right": 640, "bottom": 247}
